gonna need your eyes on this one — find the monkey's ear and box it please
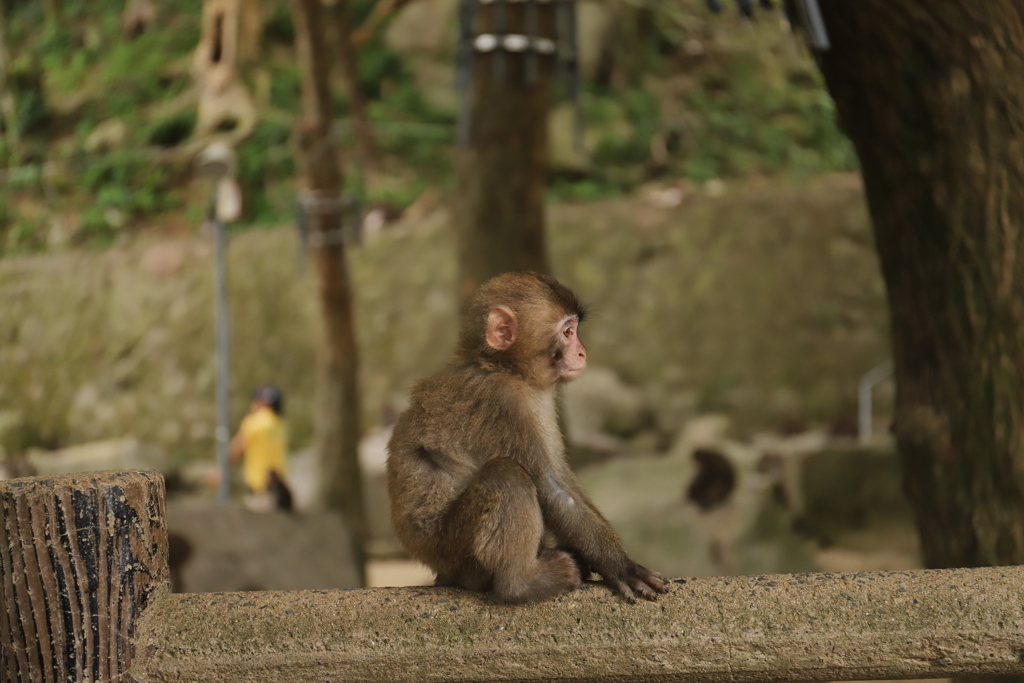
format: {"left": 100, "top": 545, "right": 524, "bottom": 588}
{"left": 485, "top": 306, "right": 517, "bottom": 350}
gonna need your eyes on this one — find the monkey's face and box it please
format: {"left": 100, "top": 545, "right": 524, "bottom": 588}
{"left": 552, "top": 315, "right": 587, "bottom": 382}
{"left": 473, "top": 272, "right": 589, "bottom": 388}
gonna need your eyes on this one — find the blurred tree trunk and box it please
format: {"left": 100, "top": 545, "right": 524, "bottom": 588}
{"left": 291, "top": 0, "right": 367, "bottom": 585}
{"left": 0, "top": 0, "right": 17, "bottom": 154}
{"left": 44, "top": 0, "right": 59, "bottom": 27}
{"left": 818, "top": 3, "right": 1024, "bottom": 583}
{"left": 121, "top": 0, "right": 156, "bottom": 39}
{"left": 455, "top": 3, "right": 555, "bottom": 303}
{"left": 351, "top": 0, "right": 414, "bottom": 47}
{"left": 327, "top": 0, "right": 378, "bottom": 171}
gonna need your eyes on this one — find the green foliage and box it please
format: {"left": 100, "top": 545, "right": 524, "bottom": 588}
{"left": 547, "top": 177, "right": 624, "bottom": 203}
{"left": 357, "top": 44, "right": 407, "bottom": 100}
{"left": 679, "top": 67, "right": 857, "bottom": 181}
{"left": 376, "top": 129, "right": 453, "bottom": 176}
{"left": 4, "top": 164, "right": 43, "bottom": 191}
{"left": 375, "top": 80, "right": 453, "bottom": 126}
{"left": 365, "top": 179, "right": 428, "bottom": 210}
{"left": 8, "top": 57, "right": 48, "bottom": 136}
{"left": 146, "top": 112, "right": 196, "bottom": 147}
{"left": 369, "top": 81, "right": 455, "bottom": 176}
{"left": 268, "top": 62, "right": 303, "bottom": 113}
{"left": 3, "top": 217, "right": 47, "bottom": 254}
{"left": 599, "top": 3, "right": 675, "bottom": 84}
{"left": 0, "top": 194, "right": 8, "bottom": 240}
{"left": 0, "top": 0, "right": 860, "bottom": 251}
{"left": 697, "top": 373, "right": 742, "bottom": 413}
{"left": 23, "top": 2, "right": 199, "bottom": 121}
{"left": 99, "top": 32, "right": 191, "bottom": 118}
{"left": 74, "top": 153, "right": 181, "bottom": 244}
{"left": 37, "top": 25, "right": 80, "bottom": 88}
{"left": 590, "top": 89, "right": 661, "bottom": 168}
{"left": 262, "top": 3, "right": 296, "bottom": 46}
{"left": 237, "top": 120, "right": 296, "bottom": 224}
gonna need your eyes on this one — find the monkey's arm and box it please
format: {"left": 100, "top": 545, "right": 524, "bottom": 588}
{"left": 535, "top": 464, "right": 667, "bottom": 602}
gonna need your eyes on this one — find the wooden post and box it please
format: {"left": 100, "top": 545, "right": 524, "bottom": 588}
{"left": 0, "top": 470, "right": 169, "bottom": 683}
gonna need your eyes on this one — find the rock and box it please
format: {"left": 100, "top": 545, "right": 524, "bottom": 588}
{"left": 286, "top": 447, "right": 318, "bottom": 511}
{"left": 382, "top": 0, "right": 460, "bottom": 114}
{"left": 141, "top": 243, "right": 186, "bottom": 278}
{"left": 751, "top": 429, "right": 828, "bottom": 460}
{"left": 409, "top": 57, "right": 460, "bottom": 115}
{"left": 796, "top": 445, "right": 912, "bottom": 540}
{"left": 548, "top": 103, "right": 591, "bottom": 172}
{"left": 27, "top": 437, "right": 170, "bottom": 476}
{"left": 385, "top": 0, "right": 457, "bottom": 55}
{"left": 166, "top": 497, "right": 361, "bottom": 592}
{"left": 643, "top": 185, "right": 685, "bottom": 209}
{"left": 667, "top": 413, "right": 732, "bottom": 460}
{"left": 0, "top": 411, "right": 42, "bottom": 480}
{"left": 284, "top": 435, "right": 402, "bottom": 556}
{"left": 563, "top": 366, "right": 652, "bottom": 464}
{"left": 705, "top": 178, "right": 726, "bottom": 197}
{"left": 0, "top": 411, "right": 42, "bottom": 455}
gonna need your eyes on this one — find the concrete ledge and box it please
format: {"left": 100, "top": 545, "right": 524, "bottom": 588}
{"left": 131, "top": 565, "right": 1024, "bottom": 682}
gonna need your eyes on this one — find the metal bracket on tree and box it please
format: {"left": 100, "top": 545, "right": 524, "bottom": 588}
{"left": 705, "top": 0, "right": 830, "bottom": 51}
{"left": 456, "top": 0, "right": 583, "bottom": 150}
{"left": 295, "top": 190, "right": 362, "bottom": 260}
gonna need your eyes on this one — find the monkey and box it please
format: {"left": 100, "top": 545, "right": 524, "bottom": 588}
{"left": 387, "top": 272, "right": 667, "bottom": 604}
{"left": 686, "top": 448, "right": 737, "bottom": 513}
{"left": 685, "top": 447, "right": 738, "bottom": 571}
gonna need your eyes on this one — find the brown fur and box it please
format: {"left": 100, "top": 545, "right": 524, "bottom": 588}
{"left": 387, "top": 272, "right": 667, "bottom": 604}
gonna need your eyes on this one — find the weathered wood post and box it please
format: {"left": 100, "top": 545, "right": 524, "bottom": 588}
{"left": 0, "top": 470, "right": 169, "bottom": 682}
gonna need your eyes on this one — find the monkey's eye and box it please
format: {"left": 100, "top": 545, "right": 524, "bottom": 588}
{"left": 564, "top": 326, "right": 574, "bottom": 338}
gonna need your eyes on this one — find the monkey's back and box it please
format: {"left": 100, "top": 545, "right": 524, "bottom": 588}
{"left": 386, "top": 362, "right": 539, "bottom": 561}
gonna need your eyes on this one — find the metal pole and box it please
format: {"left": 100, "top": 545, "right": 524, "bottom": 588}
{"left": 858, "top": 359, "right": 893, "bottom": 445}
{"left": 213, "top": 205, "right": 231, "bottom": 503}
{"left": 794, "top": 0, "right": 830, "bottom": 50}
{"left": 196, "top": 142, "right": 240, "bottom": 505}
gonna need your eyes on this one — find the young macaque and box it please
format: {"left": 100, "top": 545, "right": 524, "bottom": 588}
{"left": 387, "top": 272, "right": 667, "bottom": 604}
{"left": 686, "top": 448, "right": 737, "bottom": 512}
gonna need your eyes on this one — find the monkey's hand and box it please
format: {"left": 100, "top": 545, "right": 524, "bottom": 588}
{"left": 604, "top": 562, "right": 668, "bottom": 603}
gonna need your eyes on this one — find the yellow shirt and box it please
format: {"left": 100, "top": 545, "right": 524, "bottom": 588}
{"left": 238, "top": 406, "right": 288, "bottom": 493}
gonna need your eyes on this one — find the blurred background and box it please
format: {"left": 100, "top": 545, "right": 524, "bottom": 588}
{"left": 0, "top": 0, "right": 908, "bottom": 594}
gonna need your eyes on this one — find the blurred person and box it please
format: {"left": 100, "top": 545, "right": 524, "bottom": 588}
{"left": 230, "top": 385, "right": 293, "bottom": 512}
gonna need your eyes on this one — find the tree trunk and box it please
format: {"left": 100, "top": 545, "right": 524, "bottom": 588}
{"left": 330, "top": 0, "right": 378, "bottom": 171}
{"left": 817, "top": 5, "right": 1024, "bottom": 569}
{"left": 291, "top": 0, "right": 367, "bottom": 584}
{"left": 455, "top": 2, "right": 555, "bottom": 303}
{"left": 0, "top": 0, "right": 18, "bottom": 156}
{"left": 44, "top": 0, "right": 60, "bottom": 27}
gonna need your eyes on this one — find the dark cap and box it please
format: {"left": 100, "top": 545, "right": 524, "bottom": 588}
{"left": 252, "top": 384, "right": 284, "bottom": 416}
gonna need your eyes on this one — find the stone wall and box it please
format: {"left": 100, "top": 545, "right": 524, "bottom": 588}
{"left": 0, "top": 175, "right": 887, "bottom": 462}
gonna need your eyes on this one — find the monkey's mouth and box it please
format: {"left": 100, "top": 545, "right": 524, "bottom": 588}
{"left": 560, "top": 364, "right": 585, "bottom": 380}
